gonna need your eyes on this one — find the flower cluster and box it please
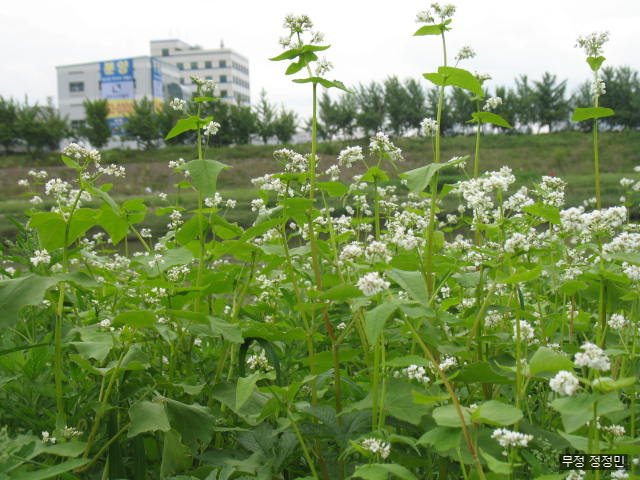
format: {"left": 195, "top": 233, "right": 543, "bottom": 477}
{"left": 393, "top": 364, "right": 430, "bottom": 384}
{"left": 369, "top": 132, "right": 403, "bottom": 163}
{"left": 246, "top": 349, "right": 273, "bottom": 372}
{"left": 549, "top": 370, "right": 580, "bottom": 396}
{"left": 356, "top": 272, "right": 390, "bottom": 296}
{"left": 575, "top": 31, "right": 610, "bottom": 57}
{"left": 574, "top": 342, "right": 610, "bottom": 371}
{"left": 491, "top": 428, "right": 533, "bottom": 451}
{"left": 361, "top": 437, "right": 391, "bottom": 459}
{"left": 420, "top": 117, "right": 438, "bottom": 137}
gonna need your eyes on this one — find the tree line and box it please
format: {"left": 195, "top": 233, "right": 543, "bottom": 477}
{"left": 0, "top": 65, "right": 638, "bottom": 153}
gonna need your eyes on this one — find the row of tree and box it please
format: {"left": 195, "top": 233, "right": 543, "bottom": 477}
{"left": 316, "top": 65, "right": 640, "bottom": 139}
{"left": 0, "top": 65, "right": 638, "bottom": 153}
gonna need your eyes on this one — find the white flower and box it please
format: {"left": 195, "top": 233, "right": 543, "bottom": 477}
{"left": 575, "top": 31, "right": 610, "bottom": 57}
{"left": 246, "top": 349, "right": 273, "bottom": 372}
{"left": 611, "top": 470, "right": 629, "bottom": 480}
{"left": 30, "top": 249, "right": 51, "bottom": 267}
{"left": 574, "top": 342, "right": 610, "bottom": 372}
{"left": 512, "top": 320, "right": 536, "bottom": 343}
{"left": 591, "top": 80, "right": 606, "bottom": 98}
{"left": 483, "top": 97, "right": 503, "bottom": 111}
{"left": 41, "top": 431, "right": 56, "bottom": 444}
{"left": 549, "top": 370, "right": 580, "bottom": 396}
{"left": 30, "top": 195, "right": 43, "bottom": 205}
{"left": 338, "top": 146, "right": 364, "bottom": 168}
{"left": 356, "top": 272, "right": 389, "bottom": 296}
{"left": 455, "top": 46, "right": 476, "bottom": 62}
{"left": 369, "top": 132, "right": 403, "bottom": 162}
{"left": 203, "top": 121, "right": 221, "bottom": 136}
{"left": 491, "top": 428, "right": 533, "bottom": 449}
{"left": 315, "top": 57, "right": 333, "bottom": 76}
{"left": 439, "top": 356, "right": 458, "bottom": 371}
{"left": 336, "top": 322, "right": 347, "bottom": 330}
{"left": 504, "top": 232, "right": 531, "bottom": 254}
{"left": 170, "top": 98, "right": 186, "bottom": 111}
{"left": 62, "top": 143, "right": 101, "bottom": 165}
{"left": 608, "top": 313, "right": 627, "bottom": 330}
{"left": 565, "top": 470, "right": 586, "bottom": 480}
{"left": 602, "top": 424, "right": 625, "bottom": 436}
{"left": 420, "top": 118, "right": 438, "bottom": 137}
{"left": 361, "top": 437, "right": 391, "bottom": 459}
{"left": 226, "top": 199, "right": 237, "bottom": 209}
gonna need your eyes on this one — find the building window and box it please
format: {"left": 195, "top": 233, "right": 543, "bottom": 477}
{"left": 69, "top": 81, "right": 84, "bottom": 93}
{"left": 191, "top": 61, "right": 198, "bottom": 70}
{"left": 205, "top": 75, "right": 213, "bottom": 80}
{"left": 71, "top": 120, "right": 85, "bottom": 130}
{"left": 219, "top": 60, "right": 226, "bottom": 68}
{"left": 220, "top": 90, "right": 228, "bottom": 98}
{"left": 162, "top": 48, "right": 169, "bottom": 56}
{"left": 180, "top": 78, "right": 185, "bottom": 85}
{"left": 204, "top": 60, "right": 212, "bottom": 69}
{"left": 219, "top": 75, "right": 227, "bottom": 83}
{"left": 177, "top": 62, "right": 184, "bottom": 70}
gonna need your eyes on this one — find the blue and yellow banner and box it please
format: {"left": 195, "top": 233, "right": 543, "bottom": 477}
{"left": 101, "top": 58, "right": 135, "bottom": 134}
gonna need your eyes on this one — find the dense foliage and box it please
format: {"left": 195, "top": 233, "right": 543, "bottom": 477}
{"left": 0, "top": 6, "right": 639, "bottom": 480}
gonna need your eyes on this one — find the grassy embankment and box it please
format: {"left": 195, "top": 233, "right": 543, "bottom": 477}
{"left": 1, "top": 130, "right": 639, "bottom": 240}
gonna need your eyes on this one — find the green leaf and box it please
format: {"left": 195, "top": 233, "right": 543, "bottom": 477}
{"left": 587, "top": 56, "right": 606, "bottom": 71}
{"left": 529, "top": 347, "right": 574, "bottom": 376}
{"left": 457, "top": 361, "right": 513, "bottom": 384}
{"left": 472, "top": 400, "right": 523, "bottom": 426}
{"left": 128, "top": 401, "right": 171, "bottom": 437}
{"left": 551, "top": 393, "right": 596, "bottom": 433}
{"left": 285, "top": 59, "right": 306, "bottom": 75}
{"left": 412, "top": 391, "right": 449, "bottom": 406}
{"left": 113, "top": 310, "right": 157, "bottom": 328}
{"left": 10, "top": 459, "right": 89, "bottom": 480}
{"left": 70, "top": 341, "right": 113, "bottom": 363}
{"left": 413, "top": 22, "right": 449, "bottom": 36}
{"left": 400, "top": 156, "right": 467, "bottom": 194}
{"left": 480, "top": 448, "right": 513, "bottom": 474}
{"left": 432, "top": 404, "right": 471, "bottom": 428}
{"left": 29, "top": 209, "right": 98, "bottom": 250}
{"left": 160, "top": 430, "right": 192, "bottom": 478}
{"left": 592, "top": 376, "right": 636, "bottom": 392}
{"left": 360, "top": 166, "right": 389, "bottom": 182}
{"left": 417, "top": 426, "right": 461, "bottom": 451}
{"left": 472, "top": 112, "right": 512, "bottom": 128}
{"left": 236, "top": 372, "right": 269, "bottom": 412}
{"left": 41, "top": 441, "right": 86, "bottom": 457}
{"left": 60, "top": 154, "right": 81, "bottom": 170}
{"left": 318, "top": 283, "right": 361, "bottom": 302}
{"left": 387, "top": 269, "right": 430, "bottom": 307}
{"left": 163, "top": 398, "right": 214, "bottom": 449}
{"left": 210, "top": 214, "right": 244, "bottom": 239}
{"left": 165, "top": 116, "right": 199, "bottom": 140}
{"left": 292, "top": 77, "right": 350, "bottom": 91}
{"left": 557, "top": 431, "right": 588, "bottom": 452}
{"left": 269, "top": 48, "right": 303, "bottom": 61}
{"left": 423, "top": 72, "right": 446, "bottom": 86}
{"left": 209, "top": 316, "right": 243, "bottom": 343}
{"left": 0, "top": 274, "right": 60, "bottom": 328}
{"left": 571, "top": 107, "right": 614, "bottom": 122}
{"left": 353, "top": 463, "right": 419, "bottom": 480}
{"left": 522, "top": 203, "right": 561, "bottom": 224}
{"left": 364, "top": 302, "right": 399, "bottom": 343}
{"left": 555, "top": 280, "right": 588, "bottom": 295}
{"left": 98, "top": 203, "right": 128, "bottom": 244}
{"left": 318, "top": 181, "right": 348, "bottom": 197}
{"left": 501, "top": 266, "right": 542, "bottom": 284}
{"left": 181, "top": 159, "right": 229, "bottom": 197}
{"left": 438, "top": 66, "right": 483, "bottom": 95}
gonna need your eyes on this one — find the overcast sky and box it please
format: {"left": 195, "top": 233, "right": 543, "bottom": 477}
{"left": 2, "top": 0, "right": 639, "bottom": 121}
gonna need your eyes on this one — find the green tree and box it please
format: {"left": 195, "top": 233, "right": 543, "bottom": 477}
{"left": 80, "top": 99, "right": 111, "bottom": 148}
{"left": 273, "top": 107, "right": 297, "bottom": 144}
{"left": 449, "top": 87, "right": 474, "bottom": 134}
{"left": 335, "top": 93, "right": 358, "bottom": 138}
{"left": 228, "top": 103, "right": 257, "bottom": 145}
{"left": 425, "top": 88, "right": 453, "bottom": 135}
{"left": 16, "top": 98, "right": 69, "bottom": 153}
{"left": 384, "top": 76, "right": 411, "bottom": 136}
{"left": 514, "top": 75, "right": 536, "bottom": 133}
{"left": 125, "top": 97, "right": 159, "bottom": 150}
{"left": 254, "top": 89, "right": 277, "bottom": 144}
{"left": 0, "top": 96, "right": 18, "bottom": 154}
{"left": 599, "top": 66, "right": 640, "bottom": 129}
{"left": 355, "top": 81, "right": 386, "bottom": 137}
{"left": 493, "top": 86, "right": 519, "bottom": 133}
{"left": 318, "top": 91, "right": 340, "bottom": 140}
{"left": 404, "top": 78, "right": 427, "bottom": 133}
{"left": 532, "top": 72, "right": 569, "bottom": 133}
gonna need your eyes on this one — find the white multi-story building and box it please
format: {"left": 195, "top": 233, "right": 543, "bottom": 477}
{"left": 150, "top": 39, "right": 250, "bottom": 105}
{"left": 57, "top": 56, "right": 184, "bottom": 138}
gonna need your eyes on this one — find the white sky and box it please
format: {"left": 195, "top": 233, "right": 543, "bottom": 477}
{"left": 1, "top": 0, "right": 639, "bottom": 121}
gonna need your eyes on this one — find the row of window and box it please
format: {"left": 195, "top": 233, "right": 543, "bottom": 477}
{"left": 69, "top": 81, "right": 84, "bottom": 92}
{"left": 177, "top": 59, "right": 227, "bottom": 70}
{"left": 232, "top": 76, "right": 249, "bottom": 89}
{"left": 232, "top": 61, "right": 249, "bottom": 75}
